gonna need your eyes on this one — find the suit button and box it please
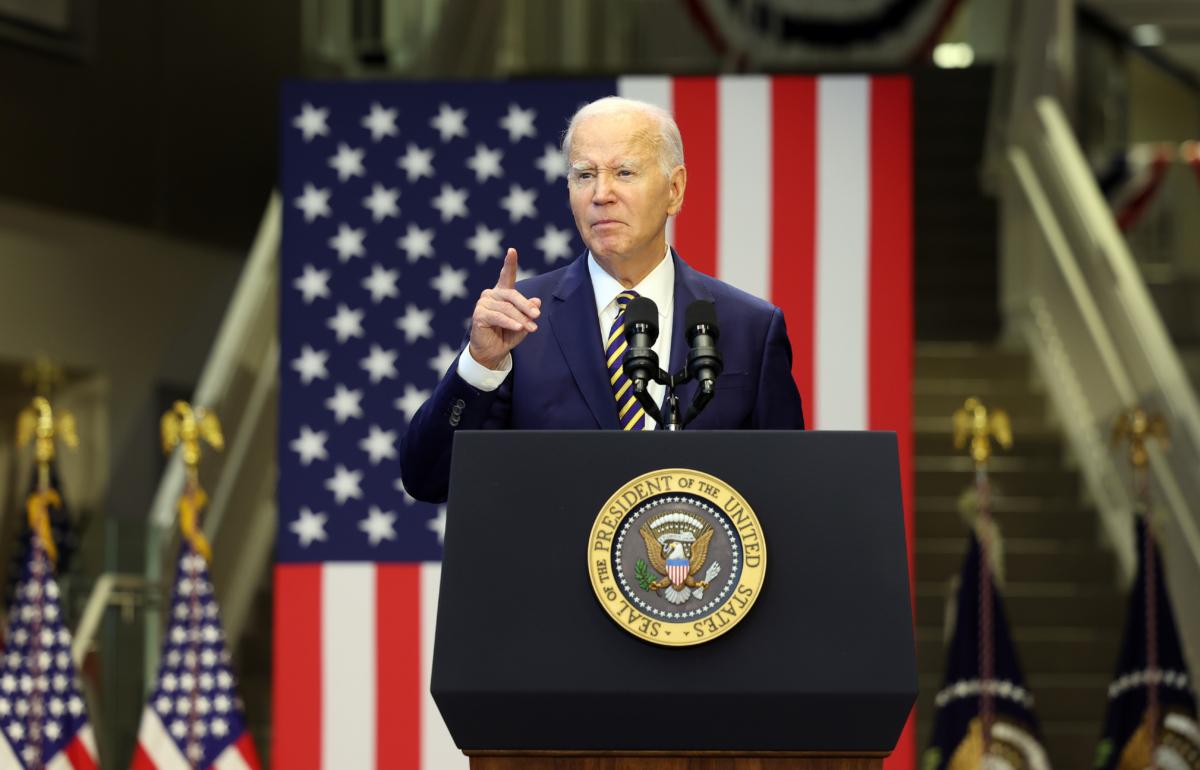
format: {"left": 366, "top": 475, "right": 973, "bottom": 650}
{"left": 453, "top": 398, "right": 466, "bottom": 409}
{"left": 449, "top": 415, "right": 461, "bottom": 427}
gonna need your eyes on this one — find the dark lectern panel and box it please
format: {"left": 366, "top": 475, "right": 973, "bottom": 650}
{"left": 432, "top": 431, "right": 916, "bottom": 752}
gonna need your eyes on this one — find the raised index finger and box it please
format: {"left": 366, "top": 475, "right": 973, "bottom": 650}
{"left": 496, "top": 248, "right": 518, "bottom": 289}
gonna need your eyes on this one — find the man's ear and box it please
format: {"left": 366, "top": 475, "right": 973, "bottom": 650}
{"left": 667, "top": 165, "right": 686, "bottom": 216}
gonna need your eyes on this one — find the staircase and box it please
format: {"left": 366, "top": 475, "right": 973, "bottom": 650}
{"left": 912, "top": 344, "right": 1125, "bottom": 770}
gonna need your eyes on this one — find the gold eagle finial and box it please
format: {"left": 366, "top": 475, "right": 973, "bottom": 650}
{"left": 952, "top": 397, "right": 1012, "bottom": 467}
{"left": 1112, "top": 407, "right": 1168, "bottom": 469}
{"left": 161, "top": 401, "right": 223, "bottom": 562}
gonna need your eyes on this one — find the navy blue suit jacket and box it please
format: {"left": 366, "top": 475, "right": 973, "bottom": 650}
{"left": 399, "top": 251, "right": 805, "bottom": 502}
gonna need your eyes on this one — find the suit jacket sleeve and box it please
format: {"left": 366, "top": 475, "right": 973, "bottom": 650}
{"left": 753, "top": 307, "right": 806, "bottom": 430}
{"left": 399, "top": 347, "right": 512, "bottom": 503}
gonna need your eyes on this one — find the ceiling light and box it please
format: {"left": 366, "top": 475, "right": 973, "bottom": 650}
{"left": 933, "top": 43, "right": 974, "bottom": 69}
{"left": 1131, "top": 24, "right": 1164, "bottom": 47}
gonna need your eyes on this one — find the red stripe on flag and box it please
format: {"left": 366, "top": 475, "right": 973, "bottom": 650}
{"left": 769, "top": 76, "right": 817, "bottom": 427}
{"left": 235, "top": 731, "right": 264, "bottom": 770}
{"left": 129, "top": 744, "right": 155, "bottom": 770}
{"left": 672, "top": 77, "right": 718, "bottom": 276}
{"left": 376, "top": 564, "right": 422, "bottom": 768}
{"left": 273, "top": 564, "right": 322, "bottom": 770}
{"left": 867, "top": 75, "right": 915, "bottom": 770}
{"left": 62, "top": 737, "right": 98, "bottom": 770}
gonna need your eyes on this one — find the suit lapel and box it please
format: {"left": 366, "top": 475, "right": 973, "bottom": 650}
{"left": 664, "top": 252, "right": 715, "bottom": 413}
{"left": 548, "top": 254, "right": 620, "bottom": 429}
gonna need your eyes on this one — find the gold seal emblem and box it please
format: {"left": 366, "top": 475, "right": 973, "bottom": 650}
{"left": 587, "top": 468, "right": 766, "bottom": 647}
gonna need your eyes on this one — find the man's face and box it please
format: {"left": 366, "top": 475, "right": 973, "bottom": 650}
{"left": 567, "top": 111, "right": 685, "bottom": 266}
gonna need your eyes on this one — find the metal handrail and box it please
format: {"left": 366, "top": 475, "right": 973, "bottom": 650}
{"left": 1002, "top": 96, "right": 1200, "bottom": 666}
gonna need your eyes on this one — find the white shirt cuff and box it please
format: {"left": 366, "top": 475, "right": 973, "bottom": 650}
{"left": 456, "top": 346, "right": 512, "bottom": 391}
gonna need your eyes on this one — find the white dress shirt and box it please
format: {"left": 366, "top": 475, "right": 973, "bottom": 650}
{"left": 458, "top": 246, "right": 675, "bottom": 429}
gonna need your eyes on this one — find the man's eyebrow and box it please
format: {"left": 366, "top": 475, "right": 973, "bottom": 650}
{"left": 569, "top": 161, "right": 596, "bottom": 172}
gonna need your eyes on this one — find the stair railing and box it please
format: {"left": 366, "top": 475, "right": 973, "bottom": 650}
{"left": 999, "top": 90, "right": 1200, "bottom": 669}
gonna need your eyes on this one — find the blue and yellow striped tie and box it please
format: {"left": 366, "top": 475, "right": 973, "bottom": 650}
{"left": 606, "top": 291, "right": 647, "bottom": 430}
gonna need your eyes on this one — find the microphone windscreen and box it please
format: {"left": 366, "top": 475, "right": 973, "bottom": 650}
{"left": 685, "top": 300, "right": 719, "bottom": 341}
{"left": 625, "top": 297, "right": 659, "bottom": 339}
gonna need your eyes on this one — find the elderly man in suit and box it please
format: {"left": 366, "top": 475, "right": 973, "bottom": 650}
{"left": 400, "top": 96, "right": 804, "bottom": 503}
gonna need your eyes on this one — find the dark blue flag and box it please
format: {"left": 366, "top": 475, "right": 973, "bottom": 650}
{"left": 1094, "top": 514, "right": 1199, "bottom": 770}
{"left": 5, "top": 464, "right": 76, "bottom": 612}
{"left": 923, "top": 533, "right": 1050, "bottom": 770}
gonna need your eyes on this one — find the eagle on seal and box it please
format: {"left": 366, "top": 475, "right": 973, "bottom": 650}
{"left": 639, "top": 523, "right": 718, "bottom": 605}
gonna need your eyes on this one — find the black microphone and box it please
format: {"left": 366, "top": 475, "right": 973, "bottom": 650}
{"left": 685, "top": 300, "right": 723, "bottom": 396}
{"left": 622, "top": 297, "right": 659, "bottom": 394}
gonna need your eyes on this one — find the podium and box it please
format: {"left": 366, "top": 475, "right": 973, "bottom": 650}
{"left": 432, "top": 431, "right": 916, "bottom": 770}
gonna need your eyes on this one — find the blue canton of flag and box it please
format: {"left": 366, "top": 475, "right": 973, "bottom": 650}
{"left": 0, "top": 538, "right": 98, "bottom": 769}
{"left": 278, "top": 80, "right": 611, "bottom": 563}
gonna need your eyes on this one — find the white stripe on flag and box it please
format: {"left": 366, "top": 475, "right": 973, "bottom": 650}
{"left": 136, "top": 709, "right": 192, "bottom": 770}
{"left": 718, "top": 76, "right": 771, "bottom": 298}
{"left": 79, "top": 726, "right": 98, "bottom": 763}
{"left": 323, "top": 564, "right": 376, "bottom": 769}
{"left": 213, "top": 742, "right": 256, "bottom": 770}
{"left": 46, "top": 752, "right": 72, "bottom": 770}
{"left": 618, "top": 76, "right": 675, "bottom": 245}
{"left": 422, "top": 563, "right": 467, "bottom": 770}
{"left": 815, "top": 76, "right": 870, "bottom": 429}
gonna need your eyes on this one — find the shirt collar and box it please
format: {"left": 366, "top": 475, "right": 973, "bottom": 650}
{"left": 587, "top": 245, "right": 674, "bottom": 321}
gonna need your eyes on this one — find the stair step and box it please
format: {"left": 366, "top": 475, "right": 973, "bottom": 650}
{"left": 915, "top": 347, "right": 1030, "bottom": 380}
{"left": 914, "top": 392, "right": 1048, "bottom": 423}
{"left": 915, "top": 582, "right": 1123, "bottom": 629}
{"left": 914, "top": 507, "right": 1097, "bottom": 539}
{"left": 916, "top": 538, "right": 1116, "bottom": 584}
{"left": 916, "top": 468, "right": 1079, "bottom": 498}
{"left": 915, "top": 430, "right": 1062, "bottom": 460}
{"left": 917, "top": 626, "right": 1121, "bottom": 676}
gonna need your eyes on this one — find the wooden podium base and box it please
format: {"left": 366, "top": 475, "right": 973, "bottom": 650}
{"left": 467, "top": 752, "right": 884, "bottom": 770}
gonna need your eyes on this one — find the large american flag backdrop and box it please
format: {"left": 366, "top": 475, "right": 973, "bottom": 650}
{"left": 276, "top": 75, "right": 914, "bottom": 770}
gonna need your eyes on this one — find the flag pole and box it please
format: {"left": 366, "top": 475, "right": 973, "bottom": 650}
{"left": 14, "top": 360, "right": 76, "bottom": 770}
{"left": 161, "top": 401, "right": 224, "bottom": 768}
{"left": 953, "top": 397, "right": 1012, "bottom": 763}
{"left": 1112, "top": 407, "right": 1169, "bottom": 769}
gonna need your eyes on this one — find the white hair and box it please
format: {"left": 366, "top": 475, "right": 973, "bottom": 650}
{"left": 561, "top": 96, "right": 684, "bottom": 178}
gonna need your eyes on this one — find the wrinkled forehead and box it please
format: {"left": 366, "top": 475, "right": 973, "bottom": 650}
{"left": 568, "top": 113, "right": 661, "bottom": 167}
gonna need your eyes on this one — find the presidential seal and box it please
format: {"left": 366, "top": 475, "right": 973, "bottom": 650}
{"left": 587, "top": 468, "right": 766, "bottom": 647}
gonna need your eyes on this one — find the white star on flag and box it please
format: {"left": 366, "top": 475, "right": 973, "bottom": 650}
{"left": 397, "top": 143, "right": 435, "bottom": 182}
{"left": 466, "top": 223, "right": 504, "bottom": 263}
{"left": 328, "top": 143, "right": 366, "bottom": 182}
{"left": 430, "top": 264, "right": 468, "bottom": 303}
{"left": 292, "top": 102, "right": 330, "bottom": 142}
{"left": 358, "top": 425, "right": 398, "bottom": 465}
{"left": 359, "top": 506, "right": 397, "bottom": 546}
{"left": 324, "top": 384, "right": 363, "bottom": 423}
{"left": 395, "top": 304, "right": 434, "bottom": 343}
{"left": 499, "top": 103, "right": 537, "bottom": 142}
{"left": 328, "top": 223, "right": 367, "bottom": 262}
{"left": 499, "top": 184, "right": 537, "bottom": 222}
{"left": 535, "top": 223, "right": 574, "bottom": 262}
{"left": 289, "top": 425, "right": 329, "bottom": 465}
{"left": 394, "top": 383, "right": 431, "bottom": 422}
{"left": 294, "top": 183, "right": 332, "bottom": 222}
{"left": 428, "top": 506, "right": 448, "bottom": 544}
{"left": 362, "top": 183, "right": 400, "bottom": 222}
{"left": 535, "top": 143, "right": 568, "bottom": 182}
{"left": 362, "top": 264, "right": 400, "bottom": 303}
{"left": 290, "top": 507, "right": 328, "bottom": 546}
{"left": 361, "top": 102, "right": 399, "bottom": 141}
{"left": 360, "top": 344, "right": 399, "bottom": 383}
{"left": 430, "top": 103, "right": 468, "bottom": 142}
{"left": 431, "top": 184, "right": 469, "bottom": 223}
{"left": 429, "top": 344, "right": 459, "bottom": 377}
{"left": 327, "top": 304, "right": 365, "bottom": 343}
{"left": 398, "top": 223, "right": 435, "bottom": 262}
{"left": 293, "top": 264, "right": 331, "bottom": 304}
{"left": 465, "top": 144, "right": 504, "bottom": 182}
{"left": 325, "top": 465, "right": 363, "bottom": 504}
{"left": 291, "top": 345, "right": 329, "bottom": 385}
